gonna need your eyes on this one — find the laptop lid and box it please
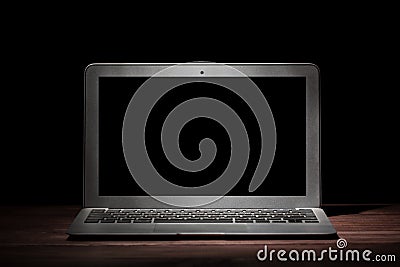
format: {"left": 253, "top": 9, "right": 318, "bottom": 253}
{"left": 84, "top": 63, "right": 320, "bottom": 208}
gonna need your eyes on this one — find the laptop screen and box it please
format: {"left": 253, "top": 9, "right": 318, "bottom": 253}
{"left": 98, "top": 76, "right": 306, "bottom": 197}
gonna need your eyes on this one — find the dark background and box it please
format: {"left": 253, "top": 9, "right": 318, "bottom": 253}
{"left": 3, "top": 10, "right": 398, "bottom": 205}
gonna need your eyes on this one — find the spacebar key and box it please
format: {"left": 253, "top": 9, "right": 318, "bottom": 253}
{"left": 154, "top": 219, "right": 233, "bottom": 223}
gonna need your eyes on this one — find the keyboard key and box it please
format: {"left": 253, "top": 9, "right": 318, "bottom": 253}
{"left": 154, "top": 219, "right": 232, "bottom": 223}
{"left": 287, "top": 219, "right": 304, "bottom": 223}
{"left": 101, "top": 219, "right": 116, "bottom": 223}
{"left": 117, "top": 219, "right": 132, "bottom": 223}
{"left": 235, "top": 219, "right": 254, "bottom": 223}
{"left": 84, "top": 219, "right": 100, "bottom": 223}
{"left": 91, "top": 209, "right": 106, "bottom": 213}
{"left": 255, "top": 219, "right": 270, "bottom": 223}
{"left": 133, "top": 219, "right": 152, "bottom": 223}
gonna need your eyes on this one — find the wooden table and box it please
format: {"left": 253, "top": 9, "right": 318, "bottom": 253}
{"left": 0, "top": 205, "right": 399, "bottom": 266}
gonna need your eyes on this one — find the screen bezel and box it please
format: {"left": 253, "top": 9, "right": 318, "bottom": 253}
{"left": 84, "top": 63, "right": 320, "bottom": 208}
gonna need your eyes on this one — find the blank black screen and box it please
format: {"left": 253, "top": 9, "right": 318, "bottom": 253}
{"left": 98, "top": 77, "right": 306, "bottom": 196}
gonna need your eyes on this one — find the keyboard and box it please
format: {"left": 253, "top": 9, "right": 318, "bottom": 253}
{"left": 84, "top": 209, "right": 319, "bottom": 224}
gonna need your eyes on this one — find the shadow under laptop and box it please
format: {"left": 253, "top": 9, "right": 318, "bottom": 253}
{"left": 67, "top": 233, "right": 338, "bottom": 241}
{"left": 322, "top": 204, "right": 391, "bottom": 217}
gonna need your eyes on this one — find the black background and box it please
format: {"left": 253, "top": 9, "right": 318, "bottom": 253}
{"left": 3, "top": 9, "right": 398, "bottom": 205}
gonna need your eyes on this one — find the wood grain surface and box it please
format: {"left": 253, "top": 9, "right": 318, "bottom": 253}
{"left": 0, "top": 205, "right": 399, "bottom": 266}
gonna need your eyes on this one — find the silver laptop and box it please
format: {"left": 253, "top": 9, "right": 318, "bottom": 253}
{"left": 68, "top": 63, "right": 336, "bottom": 236}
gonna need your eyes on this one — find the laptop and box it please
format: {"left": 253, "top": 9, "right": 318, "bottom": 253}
{"left": 67, "top": 63, "right": 336, "bottom": 236}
